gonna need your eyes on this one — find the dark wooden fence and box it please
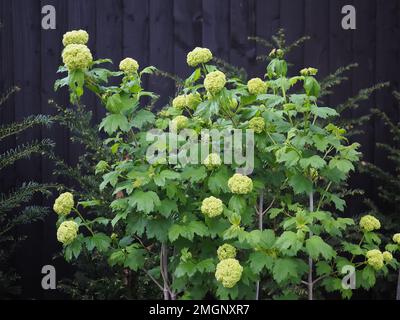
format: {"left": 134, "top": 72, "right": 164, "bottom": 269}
{"left": 0, "top": 0, "right": 399, "bottom": 298}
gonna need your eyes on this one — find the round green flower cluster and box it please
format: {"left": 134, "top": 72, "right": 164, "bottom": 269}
{"left": 53, "top": 192, "right": 74, "bottom": 216}
{"left": 119, "top": 57, "right": 139, "bottom": 74}
{"left": 204, "top": 70, "right": 226, "bottom": 95}
{"left": 217, "top": 244, "right": 237, "bottom": 261}
{"left": 269, "top": 48, "right": 284, "bottom": 58}
{"left": 62, "top": 30, "right": 89, "bottom": 47}
{"left": 300, "top": 67, "right": 318, "bottom": 76}
{"left": 366, "top": 249, "right": 384, "bottom": 270}
{"left": 247, "top": 77, "right": 267, "bottom": 95}
{"left": 215, "top": 258, "right": 243, "bottom": 288}
{"left": 62, "top": 44, "right": 93, "bottom": 70}
{"left": 203, "top": 153, "right": 222, "bottom": 170}
{"left": 57, "top": 221, "right": 79, "bottom": 245}
{"left": 170, "top": 115, "right": 188, "bottom": 132}
{"left": 187, "top": 47, "right": 213, "bottom": 67}
{"left": 201, "top": 196, "right": 223, "bottom": 218}
{"left": 359, "top": 215, "right": 381, "bottom": 232}
{"left": 248, "top": 117, "right": 265, "bottom": 134}
{"left": 383, "top": 251, "right": 393, "bottom": 263}
{"left": 185, "top": 93, "right": 202, "bottom": 109}
{"left": 228, "top": 173, "right": 253, "bottom": 194}
{"left": 172, "top": 95, "right": 187, "bottom": 109}
{"left": 393, "top": 233, "right": 400, "bottom": 244}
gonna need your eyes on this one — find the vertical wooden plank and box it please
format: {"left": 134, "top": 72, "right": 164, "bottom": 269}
{"left": 0, "top": 0, "right": 16, "bottom": 193}
{"left": 12, "top": 0, "right": 42, "bottom": 298}
{"left": 96, "top": 0, "right": 123, "bottom": 120}
{"left": 40, "top": 0, "right": 69, "bottom": 299}
{"left": 122, "top": 0, "right": 150, "bottom": 89}
{"left": 304, "top": 0, "right": 330, "bottom": 78}
{"left": 148, "top": 0, "right": 174, "bottom": 107}
{"left": 280, "top": 0, "right": 305, "bottom": 73}
{"left": 253, "top": 0, "right": 280, "bottom": 77}
{"left": 328, "top": 0, "right": 353, "bottom": 113}
{"left": 350, "top": 0, "right": 377, "bottom": 208}
{"left": 374, "top": 0, "right": 400, "bottom": 189}
{"left": 229, "top": 0, "right": 257, "bottom": 76}
{"left": 173, "top": 0, "right": 203, "bottom": 79}
{"left": 202, "top": 0, "right": 231, "bottom": 62}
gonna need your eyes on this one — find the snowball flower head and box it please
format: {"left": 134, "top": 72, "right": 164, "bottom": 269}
{"left": 170, "top": 115, "right": 188, "bottom": 132}
{"left": 185, "top": 93, "right": 202, "bottom": 109}
{"left": 201, "top": 196, "right": 223, "bottom": 218}
{"left": 247, "top": 77, "right": 267, "bottom": 95}
{"left": 359, "top": 215, "right": 381, "bottom": 232}
{"left": 215, "top": 258, "right": 243, "bottom": 288}
{"left": 62, "top": 30, "right": 89, "bottom": 46}
{"left": 62, "top": 44, "right": 93, "bottom": 70}
{"left": 228, "top": 173, "right": 253, "bottom": 194}
{"left": 53, "top": 192, "right": 74, "bottom": 216}
{"left": 203, "top": 153, "right": 222, "bottom": 170}
{"left": 248, "top": 117, "right": 265, "bottom": 134}
{"left": 204, "top": 70, "right": 226, "bottom": 95}
{"left": 393, "top": 233, "right": 400, "bottom": 244}
{"left": 366, "top": 249, "right": 384, "bottom": 270}
{"left": 187, "top": 47, "right": 213, "bottom": 67}
{"left": 57, "top": 221, "right": 79, "bottom": 245}
{"left": 217, "top": 244, "right": 237, "bottom": 261}
{"left": 119, "top": 58, "right": 139, "bottom": 74}
{"left": 172, "top": 95, "right": 187, "bottom": 109}
{"left": 383, "top": 251, "right": 393, "bottom": 263}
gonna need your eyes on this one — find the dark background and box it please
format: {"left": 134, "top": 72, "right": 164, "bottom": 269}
{"left": 0, "top": 0, "right": 399, "bottom": 299}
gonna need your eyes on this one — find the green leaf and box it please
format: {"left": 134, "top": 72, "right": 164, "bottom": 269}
{"left": 249, "top": 251, "right": 274, "bottom": 273}
{"left": 88, "top": 233, "right": 111, "bottom": 252}
{"left": 342, "top": 242, "right": 364, "bottom": 256}
{"left": 208, "top": 167, "right": 229, "bottom": 195}
{"left": 275, "top": 231, "right": 303, "bottom": 256}
{"left": 316, "top": 261, "right": 332, "bottom": 276}
{"left": 228, "top": 195, "right": 246, "bottom": 214}
{"left": 196, "top": 258, "right": 215, "bottom": 273}
{"left": 276, "top": 149, "right": 299, "bottom": 167}
{"left": 106, "top": 93, "right": 123, "bottom": 114}
{"left": 288, "top": 173, "right": 313, "bottom": 194}
{"left": 181, "top": 166, "right": 207, "bottom": 183}
{"left": 330, "top": 194, "right": 346, "bottom": 211}
{"left": 65, "top": 237, "right": 82, "bottom": 260}
{"left": 361, "top": 266, "right": 376, "bottom": 289}
{"left": 305, "top": 235, "right": 336, "bottom": 260}
{"left": 168, "top": 220, "right": 208, "bottom": 242}
{"left": 246, "top": 229, "right": 275, "bottom": 249}
{"left": 175, "top": 261, "right": 197, "bottom": 278}
{"left": 153, "top": 170, "right": 180, "bottom": 187}
{"left": 99, "top": 114, "right": 130, "bottom": 135}
{"left": 310, "top": 106, "right": 338, "bottom": 119}
{"left": 131, "top": 109, "right": 155, "bottom": 129}
{"left": 272, "top": 258, "right": 301, "bottom": 284}
{"left": 299, "top": 155, "right": 326, "bottom": 170}
{"left": 99, "top": 171, "right": 119, "bottom": 191}
{"left": 329, "top": 158, "right": 354, "bottom": 174}
{"left": 128, "top": 190, "right": 161, "bottom": 214}
{"left": 158, "top": 199, "right": 178, "bottom": 217}
{"left": 108, "top": 250, "right": 126, "bottom": 266}
{"left": 312, "top": 134, "right": 329, "bottom": 152}
{"left": 303, "top": 76, "right": 320, "bottom": 97}
{"left": 124, "top": 247, "right": 146, "bottom": 271}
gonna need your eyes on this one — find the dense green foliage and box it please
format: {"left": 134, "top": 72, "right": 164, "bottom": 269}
{"left": 0, "top": 87, "right": 53, "bottom": 298}
{"left": 52, "top": 29, "right": 400, "bottom": 300}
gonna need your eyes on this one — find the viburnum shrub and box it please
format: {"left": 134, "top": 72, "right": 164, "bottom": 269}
{"left": 54, "top": 30, "right": 399, "bottom": 300}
